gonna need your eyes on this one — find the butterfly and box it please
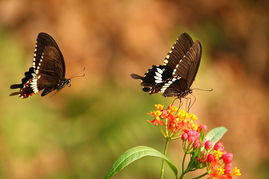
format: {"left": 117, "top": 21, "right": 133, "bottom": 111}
{"left": 10, "top": 32, "right": 71, "bottom": 98}
{"left": 131, "top": 32, "right": 202, "bottom": 98}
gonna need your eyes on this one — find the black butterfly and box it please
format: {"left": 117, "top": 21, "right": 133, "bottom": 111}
{"left": 131, "top": 32, "right": 202, "bottom": 98}
{"left": 10, "top": 32, "right": 71, "bottom": 98}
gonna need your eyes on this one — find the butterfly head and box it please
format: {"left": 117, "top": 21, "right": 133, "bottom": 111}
{"left": 57, "top": 79, "right": 71, "bottom": 90}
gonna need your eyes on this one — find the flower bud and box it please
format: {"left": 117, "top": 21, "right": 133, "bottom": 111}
{"left": 222, "top": 152, "right": 233, "bottom": 164}
{"left": 181, "top": 133, "right": 188, "bottom": 141}
{"left": 214, "top": 141, "right": 224, "bottom": 151}
{"left": 205, "top": 140, "right": 212, "bottom": 150}
{"left": 188, "top": 136, "right": 196, "bottom": 143}
{"left": 207, "top": 154, "right": 215, "bottom": 163}
{"left": 198, "top": 124, "right": 207, "bottom": 132}
{"left": 194, "top": 139, "right": 200, "bottom": 148}
{"left": 224, "top": 163, "right": 232, "bottom": 174}
{"left": 161, "top": 110, "right": 168, "bottom": 118}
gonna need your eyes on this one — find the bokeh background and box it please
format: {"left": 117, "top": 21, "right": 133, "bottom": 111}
{"left": 0, "top": 0, "right": 268, "bottom": 178}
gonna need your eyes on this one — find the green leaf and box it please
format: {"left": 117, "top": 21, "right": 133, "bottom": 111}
{"left": 205, "top": 127, "right": 228, "bottom": 145}
{"left": 104, "top": 146, "right": 178, "bottom": 179}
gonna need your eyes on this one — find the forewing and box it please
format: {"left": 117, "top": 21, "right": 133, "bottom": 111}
{"left": 174, "top": 41, "right": 201, "bottom": 87}
{"left": 34, "top": 33, "right": 66, "bottom": 79}
{"left": 163, "top": 33, "right": 194, "bottom": 69}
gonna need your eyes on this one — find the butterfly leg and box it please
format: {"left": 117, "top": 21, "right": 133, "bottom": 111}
{"left": 184, "top": 97, "right": 192, "bottom": 112}
{"left": 170, "top": 97, "right": 179, "bottom": 106}
{"left": 178, "top": 98, "right": 184, "bottom": 109}
{"left": 189, "top": 93, "right": 197, "bottom": 110}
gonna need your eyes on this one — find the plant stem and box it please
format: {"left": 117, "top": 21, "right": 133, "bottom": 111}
{"left": 182, "top": 152, "right": 187, "bottom": 174}
{"left": 179, "top": 173, "right": 185, "bottom": 179}
{"left": 160, "top": 138, "right": 170, "bottom": 179}
{"left": 192, "top": 172, "right": 208, "bottom": 179}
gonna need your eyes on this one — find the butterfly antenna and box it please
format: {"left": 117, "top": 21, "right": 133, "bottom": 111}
{"left": 192, "top": 88, "right": 213, "bottom": 92}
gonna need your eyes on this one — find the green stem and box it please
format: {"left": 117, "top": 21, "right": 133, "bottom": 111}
{"left": 182, "top": 152, "right": 187, "bottom": 174}
{"left": 192, "top": 172, "right": 208, "bottom": 179}
{"left": 178, "top": 172, "right": 185, "bottom": 179}
{"left": 160, "top": 138, "right": 170, "bottom": 179}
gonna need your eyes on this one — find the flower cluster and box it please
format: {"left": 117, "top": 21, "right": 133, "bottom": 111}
{"left": 181, "top": 136, "right": 241, "bottom": 179}
{"left": 208, "top": 142, "right": 241, "bottom": 178}
{"left": 148, "top": 104, "right": 241, "bottom": 178}
{"left": 148, "top": 104, "right": 200, "bottom": 138}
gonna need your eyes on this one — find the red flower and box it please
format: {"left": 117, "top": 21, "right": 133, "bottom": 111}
{"left": 198, "top": 124, "right": 208, "bottom": 132}
{"left": 207, "top": 154, "right": 215, "bottom": 163}
{"left": 181, "top": 133, "right": 188, "bottom": 141}
{"left": 205, "top": 140, "right": 213, "bottom": 150}
{"left": 147, "top": 118, "right": 165, "bottom": 126}
{"left": 222, "top": 153, "right": 233, "bottom": 164}
{"left": 224, "top": 163, "right": 232, "bottom": 174}
{"left": 214, "top": 141, "right": 224, "bottom": 151}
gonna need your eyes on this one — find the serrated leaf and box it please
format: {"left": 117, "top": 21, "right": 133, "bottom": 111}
{"left": 205, "top": 127, "right": 228, "bottom": 145}
{"left": 104, "top": 146, "right": 178, "bottom": 179}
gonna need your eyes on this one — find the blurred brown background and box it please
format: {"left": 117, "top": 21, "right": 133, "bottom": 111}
{"left": 0, "top": 0, "right": 268, "bottom": 178}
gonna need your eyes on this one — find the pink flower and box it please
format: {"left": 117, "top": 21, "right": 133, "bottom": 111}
{"left": 222, "top": 153, "right": 233, "bottom": 164}
{"left": 194, "top": 139, "right": 201, "bottom": 148}
{"left": 214, "top": 141, "right": 224, "bottom": 151}
{"left": 224, "top": 163, "right": 233, "bottom": 174}
{"left": 205, "top": 140, "right": 213, "bottom": 150}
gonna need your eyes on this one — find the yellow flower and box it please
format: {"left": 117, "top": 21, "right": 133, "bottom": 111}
{"left": 213, "top": 150, "right": 223, "bottom": 159}
{"left": 216, "top": 167, "right": 225, "bottom": 175}
{"left": 154, "top": 104, "right": 164, "bottom": 110}
{"left": 191, "top": 123, "right": 198, "bottom": 130}
{"left": 191, "top": 114, "right": 198, "bottom": 120}
{"left": 168, "top": 105, "right": 178, "bottom": 113}
{"left": 154, "top": 110, "right": 162, "bottom": 117}
{"left": 232, "top": 167, "right": 241, "bottom": 176}
{"left": 178, "top": 111, "right": 187, "bottom": 119}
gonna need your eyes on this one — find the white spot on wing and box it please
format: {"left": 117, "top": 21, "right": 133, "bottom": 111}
{"left": 156, "top": 68, "right": 163, "bottom": 74}
{"left": 160, "top": 77, "right": 179, "bottom": 93}
{"left": 155, "top": 72, "right": 162, "bottom": 78}
{"left": 155, "top": 80, "right": 163, "bottom": 83}
{"left": 30, "top": 77, "right": 39, "bottom": 93}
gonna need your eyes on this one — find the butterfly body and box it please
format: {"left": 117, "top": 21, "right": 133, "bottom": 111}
{"left": 10, "top": 32, "right": 71, "bottom": 98}
{"left": 131, "top": 32, "right": 201, "bottom": 98}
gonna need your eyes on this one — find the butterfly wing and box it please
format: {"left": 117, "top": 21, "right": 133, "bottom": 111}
{"left": 173, "top": 41, "right": 202, "bottom": 88}
{"left": 162, "top": 78, "right": 188, "bottom": 97}
{"left": 10, "top": 32, "right": 66, "bottom": 98}
{"left": 131, "top": 32, "right": 202, "bottom": 97}
{"left": 34, "top": 33, "right": 65, "bottom": 79}
{"left": 131, "top": 65, "right": 173, "bottom": 94}
{"left": 163, "top": 33, "right": 194, "bottom": 69}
